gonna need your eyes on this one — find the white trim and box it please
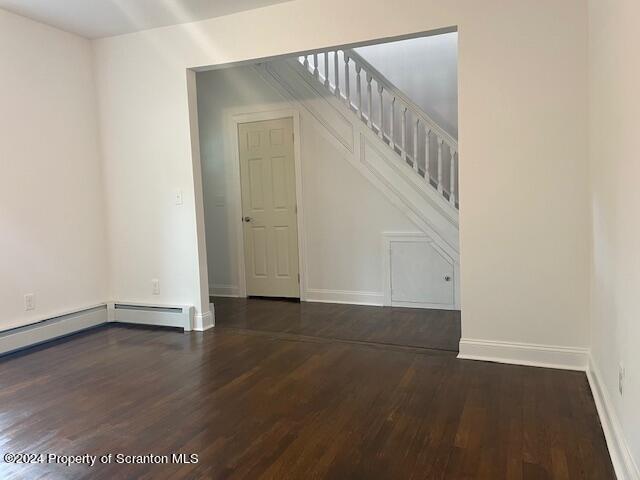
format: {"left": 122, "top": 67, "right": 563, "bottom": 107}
{"left": 360, "top": 132, "right": 458, "bottom": 228}
{"left": 343, "top": 49, "right": 457, "bottom": 149}
{"left": 0, "top": 305, "right": 108, "bottom": 357}
{"left": 276, "top": 57, "right": 459, "bottom": 236}
{"left": 262, "top": 62, "right": 355, "bottom": 153}
{"left": 360, "top": 134, "right": 459, "bottom": 255}
{"left": 457, "top": 338, "right": 589, "bottom": 371}
{"left": 290, "top": 56, "right": 459, "bottom": 227}
{"left": 224, "top": 104, "right": 307, "bottom": 301}
{"left": 209, "top": 284, "right": 241, "bottom": 297}
{"left": 390, "top": 300, "right": 459, "bottom": 311}
{"left": 304, "top": 289, "right": 384, "bottom": 306}
{"left": 588, "top": 356, "right": 640, "bottom": 480}
{"left": 193, "top": 308, "right": 215, "bottom": 331}
{"left": 186, "top": 70, "right": 212, "bottom": 319}
{"left": 382, "top": 232, "right": 459, "bottom": 310}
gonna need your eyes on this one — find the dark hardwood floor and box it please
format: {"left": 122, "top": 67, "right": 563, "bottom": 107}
{"left": 0, "top": 299, "right": 614, "bottom": 479}
{"left": 213, "top": 297, "right": 461, "bottom": 352}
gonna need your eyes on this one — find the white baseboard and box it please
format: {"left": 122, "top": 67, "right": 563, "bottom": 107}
{"left": 0, "top": 305, "right": 108, "bottom": 357}
{"left": 193, "top": 304, "right": 215, "bottom": 331}
{"left": 588, "top": 356, "right": 640, "bottom": 480}
{"left": 210, "top": 284, "right": 241, "bottom": 297}
{"left": 390, "top": 300, "right": 459, "bottom": 311}
{"left": 458, "top": 338, "right": 589, "bottom": 371}
{"left": 304, "top": 288, "right": 384, "bottom": 306}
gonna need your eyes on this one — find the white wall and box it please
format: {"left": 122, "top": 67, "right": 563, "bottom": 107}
{"left": 197, "top": 65, "right": 418, "bottom": 301}
{"left": 0, "top": 9, "right": 108, "bottom": 331}
{"left": 197, "top": 66, "right": 282, "bottom": 293}
{"left": 93, "top": 0, "right": 590, "bottom": 352}
{"left": 354, "top": 33, "right": 458, "bottom": 138}
{"left": 588, "top": 0, "right": 640, "bottom": 475}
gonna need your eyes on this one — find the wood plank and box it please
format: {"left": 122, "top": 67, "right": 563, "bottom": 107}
{"left": 0, "top": 299, "right": 614, "bottom": 479}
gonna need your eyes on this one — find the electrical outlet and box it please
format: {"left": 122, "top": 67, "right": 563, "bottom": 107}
{"left": 152, "top": 279, "right": 160, "bottom": 295}
{"left": 24, "top": 293, "right": 35, "bottom": 311}
{"left": 619, "top": 362, "right": 625, "bottom": 396}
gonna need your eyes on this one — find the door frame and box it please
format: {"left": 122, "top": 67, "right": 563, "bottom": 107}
{"left": 225, "top": 105, "right": 306, "bottom": 300}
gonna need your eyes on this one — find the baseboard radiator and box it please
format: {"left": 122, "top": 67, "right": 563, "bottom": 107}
{"left": 107, "top": 302, "right": 194, "bottom": 331}
{"left": 0, "top": 305, "right": 108, "bottom": 357}
{"left": 1, "top": 302, "right": 195, "bottom": 357}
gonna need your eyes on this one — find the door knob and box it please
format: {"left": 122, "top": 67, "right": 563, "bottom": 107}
{"left": 444, "top": 275, "right": 451, "bottom": 282}
{"left": 243, "top": 216, "right": 252, "bottom": 222}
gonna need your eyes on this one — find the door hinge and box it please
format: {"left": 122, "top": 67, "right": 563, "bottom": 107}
{"left": 297, "top": 273, "right": 300, "bottom": 284}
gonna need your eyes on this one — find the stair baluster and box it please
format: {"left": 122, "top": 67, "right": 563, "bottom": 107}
{"left": 324, "top": 52, "right": 329, "bottom": 87}
{"left": 334, "top": 51, "right": 340, "bottom": 98}
{"left": 450, "top": 149, "right": 457, "bottom": 206}
{"left": 355, "top": 64, "right": 363, "bottom": 120}
{"left": 389, "top": 97, "right": 395, "bottom": 150}
{"left": 378, "top": 84, "right": 384, "bottom": 139}
{"left": 295, "top": 48, "right": 458, "bottom": 210}
{"left": 413, "top": 118, "right": 419, "bottom": 172}
{"left": 366, "top": 74, "right": 373, "bottom": 128}
{"left": 401, "top": 105, "right": 407, "bottom": 164}
{"left": 425, "top": 128, "right": 431, "bottom": 182}
{"left": 437, "top": 138, "right": 444, "bottom": 194}
{"left": 344, "top": 55, "right": 350, "bottom": 106}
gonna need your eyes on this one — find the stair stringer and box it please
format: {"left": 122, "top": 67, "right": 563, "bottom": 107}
{"left": 258, "top": 59, "right": 460, "bottom": 257}
{"left": 287, "top": 57, "right": 459, "bottom": 224}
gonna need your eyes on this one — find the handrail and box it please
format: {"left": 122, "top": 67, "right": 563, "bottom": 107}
{"left": 296, "top": 49, "right": 459, "bottom": 208}
{"left": 344, "top": 49, "right": 457, "bottom": 149}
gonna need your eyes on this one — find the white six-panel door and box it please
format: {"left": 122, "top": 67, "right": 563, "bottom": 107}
{"left": 238, "top": 118, "right": 300, "bottom": 298}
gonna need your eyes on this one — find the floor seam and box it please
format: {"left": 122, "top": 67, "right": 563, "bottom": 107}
{"left": 213, "top": 326, "right": 459, "bottom": 356}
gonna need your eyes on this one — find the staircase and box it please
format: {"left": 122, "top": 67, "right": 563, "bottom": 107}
{"left": 254, "top": 48, "right": 461, "bottom": 309}
{"left": 298, "top": 49, "right": 458, "bottom": 208}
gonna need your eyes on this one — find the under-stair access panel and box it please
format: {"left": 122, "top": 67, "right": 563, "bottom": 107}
{"left": 384, "top": 233, "right": 457, "bottom": 310}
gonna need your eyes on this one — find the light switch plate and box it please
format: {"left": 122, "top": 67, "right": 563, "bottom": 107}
{"left": 24, "top": 293, "right": 35, "bottom": 311}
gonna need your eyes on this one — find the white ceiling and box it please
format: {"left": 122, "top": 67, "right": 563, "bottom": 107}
{"left": 0, "top": 0, "right": 292, "bottom": 38}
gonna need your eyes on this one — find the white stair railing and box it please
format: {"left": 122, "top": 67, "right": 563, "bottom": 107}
{"left": 298, "top": 49, "right": 458, "bottom": 208}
